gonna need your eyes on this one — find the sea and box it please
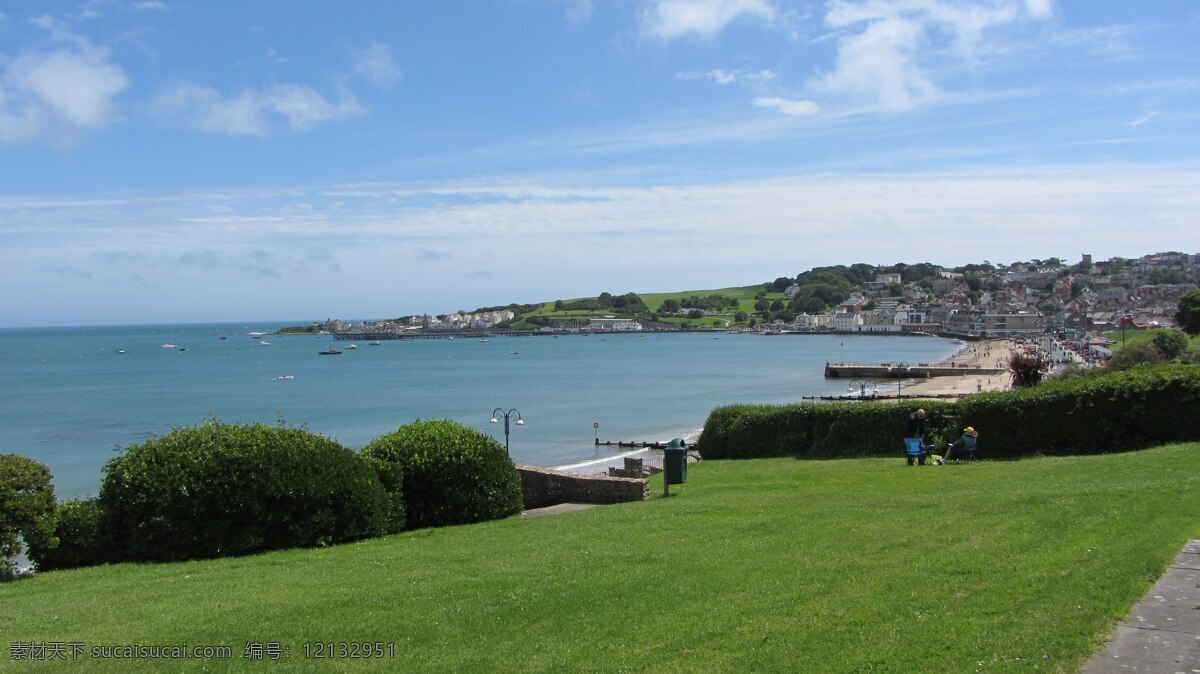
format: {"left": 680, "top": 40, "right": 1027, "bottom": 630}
{"left": 0, "top": 323, "right": 964, "bottom": 498}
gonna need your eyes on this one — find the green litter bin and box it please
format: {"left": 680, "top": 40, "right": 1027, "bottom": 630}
{"left": 664, "top": 438, "right": 688, "bottom": 487}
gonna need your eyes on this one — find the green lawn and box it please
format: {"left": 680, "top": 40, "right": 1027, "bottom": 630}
{"left": 4, "top": 445, "right": 1199, "bottom": 672}
{"left": 1102, "top": 327, "right": 1200, "bottom": 353}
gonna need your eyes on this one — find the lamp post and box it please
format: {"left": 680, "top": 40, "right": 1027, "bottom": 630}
{"left": 490, "top": 408, "right": 524, "bottom": 455}
{"left": 847, "top": 379, "right": 876, "bottom": 401}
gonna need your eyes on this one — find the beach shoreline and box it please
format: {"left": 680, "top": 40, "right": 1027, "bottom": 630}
{"left": 890, "top": 338, "right": 1015, "bottom": 399}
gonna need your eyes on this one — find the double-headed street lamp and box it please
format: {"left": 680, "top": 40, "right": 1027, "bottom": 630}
{"left": 848, "top": 379, "right": 876, "bottom": 401}
{"left": 490, "top": 408, "right": 524, "bottom": 455}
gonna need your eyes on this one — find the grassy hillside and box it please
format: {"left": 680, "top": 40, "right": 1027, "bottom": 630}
{"left": 1103, "top": 327, "right": 1200, "bottom": 353}
{"left": 506, "top": 285, "right": 788, "bottom": 329}
{"left": 4, "top": 445, "right": 1199, "bottom": 671}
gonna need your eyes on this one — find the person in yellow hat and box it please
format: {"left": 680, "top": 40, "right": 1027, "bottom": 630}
{"left": 943, "top": 426, "right": 979, "bottom": 462}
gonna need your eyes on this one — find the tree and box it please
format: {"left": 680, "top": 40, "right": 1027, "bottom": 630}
{"left": 660, "top": 298, "right": 681, "bottom": 313}
{"left": 1176, "top": 289, "right": 1200, "bottom": 335}
{"left": 1, "top": 454, "right": 57, "bottom": 578}
{"left": 554, "top": 300, "right": 564, "bottom": 311}
{"left": 734, "top": 311, "right": 748, "bottom": 323}
{"left": 769, "top": 299, "right": 785, "bottom": 312}
{"left": 1151, "top": 330, "right": 1189, "bottom": 360}
{"left": 1149, "top": 269, "right": 1183, "bottom": 285}
{"left": 754, "top": 299, "right": 769, "bottom": 312}
{"left": 687, "top": 309, "right": 704, "bottom": 319}
{"left": 1008, "top": 351, "right": 1049, "bottom": 388}
{"left": 1106, "top": 343, "right": 1164, "bottom": 371}
{"left": 772, "top": 277, "right": 793, "bottom": 292}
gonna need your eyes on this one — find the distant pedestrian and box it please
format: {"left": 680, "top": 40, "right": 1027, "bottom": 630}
{"left": 904, "top": 408, "right": 927, "bottom": 466}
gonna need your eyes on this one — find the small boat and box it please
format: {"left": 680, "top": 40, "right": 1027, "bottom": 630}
{"left": 275, "top": 375, "right": 294, "bottom": 380}
{"left": 479, "top": 339, "right": 489, "bottom": 343}
{"left": 114, "top": 348, "right": 126, "bottom": 354}
{"left": 162, "top": 343, "right": 176, "bottom": 349}
{"left": 345, "top": 344, "right": 358, "bottom": 350}
{"left": 219, "top": 335, "right": 227, "bottom": 340}
{"left": 249, "top": 332, "right": 267, "bottom": 339}
{"left": 319, "top": 347, "right": 342, "bottom": 355}
{"left": 259, "top": 341, "right": 272, "bottom": 346}
{"left": 179, "top": 347, "right": 187, "bottom": 352}
{"left": 369, "top": 341, "right": 382, "bottom": 346}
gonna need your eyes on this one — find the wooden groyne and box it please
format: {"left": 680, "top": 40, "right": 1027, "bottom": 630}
{"left": 824, "top": 363, "right": 1005, "bottom": 378}
{"left": 594, "top": 439, "right": 674, "bottom": 449}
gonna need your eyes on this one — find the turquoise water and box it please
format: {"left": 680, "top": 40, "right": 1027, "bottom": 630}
{"left": 0, "top": 324, "right": 962, "bottom": 497}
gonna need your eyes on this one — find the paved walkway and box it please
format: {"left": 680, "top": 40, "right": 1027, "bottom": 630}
{"left": 520, "top": 503, "right": 599, "bottom": 519}
{"left": 1082, "top": 540, "right": 1200, "bottom": 673}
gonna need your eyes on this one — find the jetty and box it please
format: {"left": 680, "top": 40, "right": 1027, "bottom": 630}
{"left": 824, "top": 363, "right": 1005, "bottom": 379}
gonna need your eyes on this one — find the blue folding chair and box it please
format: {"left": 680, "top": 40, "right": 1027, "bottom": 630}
{"left": 904, "top": 438, "right": 927, "bottom": 465}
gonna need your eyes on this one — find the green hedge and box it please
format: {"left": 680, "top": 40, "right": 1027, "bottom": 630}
{"left": 101, "top": 421, "right": 398, "bottom": 562}
{"left": 696, "top": 402, "right": 957, "bottom": 459}
{"left": 363, "top": 420, "right": 523, "bottom": 530}
{"left": 697, "top": 365, "right": 1200, "bottom": 460}
{"left": 956, "top": 365, "right": 1200, "bottom": 458}
{"left": 27, "top": 498, "right": 112, "bottom": 571}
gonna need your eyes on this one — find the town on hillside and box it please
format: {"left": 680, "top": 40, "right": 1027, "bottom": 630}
{"left": 291, "top": 251, "right": 1197, "bottom": 361}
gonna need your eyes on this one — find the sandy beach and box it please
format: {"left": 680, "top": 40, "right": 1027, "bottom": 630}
{"left": 893, "top": 339, "right": 1016, "bottom": 399}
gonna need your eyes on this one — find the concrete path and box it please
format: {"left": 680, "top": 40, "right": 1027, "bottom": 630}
{"left": 1082, "top": 540, "right": 1200, "bottom": 673}
{"left": 520, "top": 503, "right": 599, "bottom": 519}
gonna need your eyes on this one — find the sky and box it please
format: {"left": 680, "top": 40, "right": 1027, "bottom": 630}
{"left": 0, "top": 0, "right": 1198, "bottom": 327}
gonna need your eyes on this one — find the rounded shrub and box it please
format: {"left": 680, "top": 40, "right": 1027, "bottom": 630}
{"left": 101, "top": 421, "right": 398, "bottom": 562}
{"left": 27, "top": 498, "right": 113, "bottom": 571}
{"left": 363, "top": 419, "right": 523, "bottom": 529}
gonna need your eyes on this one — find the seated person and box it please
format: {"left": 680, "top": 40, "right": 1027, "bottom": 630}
{"left": 944, "top": 426, "right": 979, "bottom": 462}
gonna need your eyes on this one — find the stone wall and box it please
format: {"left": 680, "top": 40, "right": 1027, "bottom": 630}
{"left": 517, "top": 465, "right": 648, "bottom": 509}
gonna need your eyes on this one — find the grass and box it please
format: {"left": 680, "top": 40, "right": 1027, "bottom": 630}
{"left": 3, "top": 445, "right": 1199, "bottom": 671}
{"left": 1102, "top": 327, "right": 1200, "bottom": 353}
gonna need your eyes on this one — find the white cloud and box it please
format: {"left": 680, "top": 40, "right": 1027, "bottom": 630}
{"left": 0, "top": 47, "right": 128, "bottom": 141}
{"left": 152, "top": 82, "right": 363, "bottom": 136}
{"left": 677, "top": 68, "right": 777, "bottom": 85}
{"left": 0, "top": 14, "right": 129, "bottom": 142}
{"left": 11, "top": 49, "right": 128, "bottom": 128}
{"left": 814, "top": 14, "right": 935, "bottom": 112}
{"left": 354, "top": 42, "right": 401, "bottom": 88}
{"left": 1128, "top": 111, "right": 1159, "bottom": 128}
{"left": 641, "top": 0, "right": 775, "bottom": 40}
{"left": 753, "top": 96, "right": 819, "bottom": 115}
{"left": 134, "top": 1, "right": 168, "bottom": 11}
{"left": 811, "top": 0, "right": 1054, "bottom": 113}
{"left": 1024, "top": 0, "right": 1052, "bottom": 20}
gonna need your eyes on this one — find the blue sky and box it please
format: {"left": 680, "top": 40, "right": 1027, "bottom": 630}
{"left": 1, "top": 0, "right": 1198, "bottom": 327}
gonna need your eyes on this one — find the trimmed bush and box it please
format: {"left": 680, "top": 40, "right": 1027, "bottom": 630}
{"left": 956, "top": 364, "right": 1200, "bottom": 458}
{"left": 697, "top": 365, "right": 1200, "bottom": 461}
{"left": 101, "top": 421, "right": 398, "bottom": 562}
{"left": 1, "top": 454, "right": 56, "bottom": 579}
{"left": 696, "top": 401, "right": 957, "bottom": 459}
{"left": 27, "top": 498, "right": 112, "bottom": 571}
{"left": 363, "top": 420, "right": 523, "bottom": 529}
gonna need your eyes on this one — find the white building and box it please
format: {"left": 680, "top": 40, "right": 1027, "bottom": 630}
{"left": 833, "top": 312, "right": 863, "bottom": 332}
{"left": 589, "top": 318, "right": 643, "bottom": 332}
{"left": 794, "top": 313, "right": 832, "bottom": 329}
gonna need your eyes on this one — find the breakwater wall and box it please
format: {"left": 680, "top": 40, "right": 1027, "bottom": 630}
{"left": 517, "top": 465, "right": 648, "bottom": 509}
{"left": 825, "top": 363, "right": 1006, "bottom": 378}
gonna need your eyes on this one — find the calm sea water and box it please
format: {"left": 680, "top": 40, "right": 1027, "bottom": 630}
{"left": 0, "top": 324, "right": 962, "bottom": 498}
